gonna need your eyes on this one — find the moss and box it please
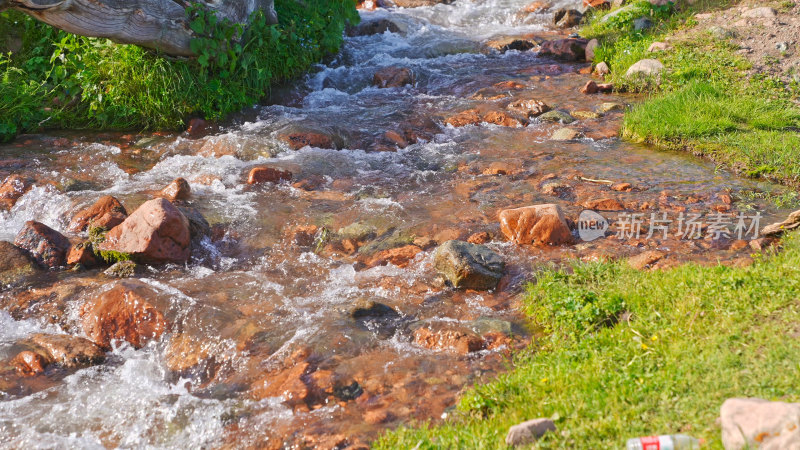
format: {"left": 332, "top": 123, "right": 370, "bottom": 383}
{"left": 87, "top": 226, "right": 133, "bottom": 264}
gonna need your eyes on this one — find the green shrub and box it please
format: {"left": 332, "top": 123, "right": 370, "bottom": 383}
{"left": 0, "top": 0, "right": 358, "bottom": 142}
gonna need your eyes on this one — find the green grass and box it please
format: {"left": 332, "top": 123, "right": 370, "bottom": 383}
{"left": 579, "top": 0, "right": 800, "bottom": 186}
{"left": 0, "top": 0, "right": 358, "bottom": 141}
{"left": 377, "top": 235, "right": 800, "bottom": 449}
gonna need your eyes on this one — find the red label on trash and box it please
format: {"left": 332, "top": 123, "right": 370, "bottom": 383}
{"left": 640, "top": 436, "right": 661, "bottom": 450}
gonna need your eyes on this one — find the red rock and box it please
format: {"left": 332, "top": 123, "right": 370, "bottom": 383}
{"left": 597, "top": 83, "right": 614, "bottom": 93}
{"left": 718, "top": 193, "right": 732, "bottom": 205}
{"left": 364, "top": 409, "right": 395, "bottom": 425}
{"left": 522, "top": 1, "right": 550, "bottom": 12}
{"left": 494, "top": 80, "right": 526, "bottom": 90}
{"left": 282, "top": 132, "right": 335, "bottom": 150}
{"left": 80, "top": 281, "right": 168, "bottom": 350}
{"left": 445, "top": 109, "right": 482, "bottom": 127}
{"left": 290, "top": 225, "right": 319, "bottom": 247}
{"left": 14, "top": 221, "right": 71, "bottom": 269}
{"left": 507, "top": 99, "right": 551, "bottom": 117}
{"left": 611, "top": 182, "right": 633, "bottom": 192}
{"left": 68, "top": 195, "right": 128, "bottom": 233}
{"left": 467, "top": 231, "right": 492, "bottom": 244}
{"left": 185, "top": 118, "right": 212, "bottom": 138}
{"left": 373, "top": 66, "right": 415, "bottom": 88}
{"left": 11, "top": 351, "right": 48, "bottom": 376}
{"left": 580, "top": 80, "right": 599, "bottom": 94}
{"left": 157, "top": 178, "right": 191, "bottom": 202}
{"left": 66, "top": 243, "right": 99, "bottom": 267}
{"left": 583, "top": 198, "right": 626, "bottom": 211}
{"left": 247, "top": 166, "right": 293, "bottom": 185}
{"left": 97, "top": 198, "right": 191, "bottom": 264}
{"left": 498, "top": 204, "right": 573, "bottom": 245}
{"left": 0, "top": 174, "right": 32, "bottom": 210}
{"left": 538, "top": 38, "right": 589, "bottom": 61}
{"left": 627, "top": 250, "right": 666, "bottom": 270}
{"left": 27, "top": 333, "right": 105, "bottom": 369}
{"left": 583, "top": 0, "right": 609, "bottom": 8}
{"left": 413, "top": 325, "right": 484, "bottom": 354}
{"left": 367, "top": 244, "right": 423, "bottom": 268}
{"left": 483, "top": 162, "right": 517, "bottom": 175}
{"left": 292, "top": 175, "right": 325, "bottom": 191}
{"left": 384, "top": 130, "right": 409, "bottom": 148}
{"left": 483, "top": 111, "right": 523, "bottom": 127}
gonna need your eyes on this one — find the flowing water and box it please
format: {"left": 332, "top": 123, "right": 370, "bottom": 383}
{"left": 0, "top": 0, "right": 796, "bottom": 448}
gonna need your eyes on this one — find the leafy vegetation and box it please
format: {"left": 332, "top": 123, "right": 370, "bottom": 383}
{"left": 378, "top": 235, "right": 800, "bottom": 449}
{"left": 580, "top": 0, "right": 800, "bottom": 185}
{"left": 0, "top": 0, "right": 358, "bottom": 142}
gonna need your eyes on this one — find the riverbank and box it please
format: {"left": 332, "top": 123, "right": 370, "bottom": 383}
{"left": 0, "top": 0, "right": 358, "bottom": 143}
{"left": 378, "top": 0, "right": 800, "bottom": 448}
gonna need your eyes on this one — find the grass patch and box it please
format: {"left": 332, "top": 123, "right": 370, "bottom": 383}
{"left": 580, "top": 0, "right": 800, "bottom": 186}
{"left": 0, "top": 0, "right": 358, "bottom": 142}
{"left": 377, "top": 235, "right": 800, "bottom": 449}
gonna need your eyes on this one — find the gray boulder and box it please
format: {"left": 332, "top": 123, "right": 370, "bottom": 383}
{"left": 433, "top": 240, "right": 505, "bottom": 290}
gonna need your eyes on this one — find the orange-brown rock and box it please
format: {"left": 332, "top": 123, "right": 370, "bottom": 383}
{"left": 80, "top": 281, "right": 168, "bottom": 350}
{"left": 27, "top": 333, "right": 105, "bottom": 369}
{"left": 611, "top": 182, "right": 633, "bottom": 192}
{"left": 157, "top": 178, "right": 191, "bottom": 202}
{"left": 367, "top": 244, "right": 423, "bottom": 268}
{"left": 445, "top": 109, "right": 481, "bottom": 127}
{"left": 0, "top": 174, "right": 32, "bottom": 210}
{"left": 580, "top": 80, "right": 599, "bottom": 94}
{"left": 11, "top": 351, "right": 48, "bottom": 376}
{"left": 14, "top": 221, "right": 71, "bottom": 269}
{"left": 627, "top": 250, "right": 666, "bottom": 270}
{"left": 506, "top": 99, "right": 550, "bottom": 118}
{"left": 68, "top": 195, "right": 128, "bottom": 233}
{"left": 384, "top": 130, "right": 409, "bottom": 148}
{"left": 413, "top": 325, "right": 484, "bottom": 354}
{"left": 583, "top": 198, "right": 626, "bottom": 211}
{"left": 247, "top": 166, "right": 293, "bottom": 185}
{"left": 364, "top": 409, "right": 395, "bottom": 425}
{"left": 66, "top": 242, "right": 99, "bottom": 267}
{"left": 373, "top": 66, "right": 415, "bottom": 88}
{"left": 97, "top": 198, "right": 191, "bottom": 264}
{"left": 483, "top": 111, "right": 523, "bottom": 127}
{"left": 282, "top": 132, "right": 335, "bottom": 150}
{"left": 522, "top": 1, "right": 550, "bottom": 12}
{"left": 467, "top": 231, "right": 492, "bottom": 244}
{"left": 494, "top": 80, "right": 526, "bottom": 90}
{"left": 499, "top": 204, "right": 573, "bottom": 245}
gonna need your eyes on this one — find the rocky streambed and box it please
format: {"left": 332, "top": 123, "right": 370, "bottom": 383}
{"left": 0, "top": 0, "right": 797, "bottom": 448}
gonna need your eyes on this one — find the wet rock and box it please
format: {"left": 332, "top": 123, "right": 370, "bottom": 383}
{"left": 367, "top": 244, "right": 423, "bottom": 268}
{"left": 98, "top": 198, "right": 191, "bottom": 265}
{"left": 10, "top": 351, "right": 48, "bottom": 376}
{"left": 594, "top": 61, "right": 610, "bottom": 76}
{"left": 467, "top": 231, "right": 492, "bottom": 245}
{"left": 551, "top": 127, "right": 582, "bottom": 141}
{"left": 387, "top": 0, "right": 453, "bottom": 6}
{"left": 762, "top": 209, "right": 800, "bottom": 236}
{"left": 66, "top": 242, "right": 99, "bottom": 268}
{"left": 499, "top": 204, "right": 573, "bottom": 245}
{"left": 185, "top": 118, "right": 212, "bottom": 139}
{"left": 384, "top": 130, "right": 409, "bottom": 148}
{"left": 445, "top": 109, "right": 481, "bottom": 127}
{"left": 553, "top": 9, "right": 583, "bottom": 28}
{"left": 0, "top": 174, "right": 32, "bottom": 210}
{"left": 68, "top": 195, "right": 128, "bottom": 233}
{"left": 505, "top": 418, "right": 557, "bottom": 446}
{"left": 14, "top": 221, "right": 71, "bottom": 269}
{"left": 507, "top": 99, "right": 550, "bottom": 118}
{"left": 346, "top": 18, "right": 400, "bottom": 37}
{"left": 581, "top": 80, "right": 599, "bottom": 94}
{"left": 157, "top": 178, "right": 191, "bottom": 202}
{"left": 583, "top": 198, "right": 625, "bottom": 211}
{"left": 571, "top": 109, "right": 603, "bottom": 120}
{"left": 413, "top": 323, "right": 484, "bottom": 354}
{"left": 281, "top": 131, "right": 335, "bottom": 150}
{"left": 247, "top": 166, "right": 293, "bottom": 185}
{"left": 541, "top": 182, "right": 575, "bottom": 200}
{"left": 165, "top": 334, "right": 218, "bottom": 383}
{"left": 583, "top": 0, "right": 609, "bottom": 8}
{"left": 80, "top": 280, "right": 168, "bottom": 350}
{"left": 433, "top": 240, "right": 504, "bottom": 290}
{"left": 176, "top": 206, "right": 212, "bottom": 242}
{"left": 350, "top": 300, "right": 399, "bottom": 320}
{"left": 538, "top": 110, "right": 575, "bottom": 124}
{"left": 720, "top": 398, "right": 800, "bottom": 450}
{"left": 538, "top": 38, "right": 589, "bottom": 61}
{"left": 23, "top": 333, "right": 105, "bottom": 369}
{"left": 364, "top": 409, "right": 395, "bottom": 425}
{"left": 627, "top": 250, "right": 665, "bottom": 270}
{"left": 597, "top": 102, "right": 624, "bottom": 113}
{"left": 611, "top": 182, "right": 632, "bottom": 192}
{"left": 373, "top": 66, "right": 415, "bottom": 88}
{"left": 104, "top": 260, "right": 139, "bottom": 278}
{"left": 482, "top": 111, "right": 524, "bottom": 127}
{"left": 0, "top": 241, "right": 39, "bottom": 286}
{"left": 626, "top": 59, "right": 664, "bottom": 79}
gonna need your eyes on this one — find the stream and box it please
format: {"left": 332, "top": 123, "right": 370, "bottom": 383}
{"left": 0, "top": 0, "right": 795, "bottom": 448}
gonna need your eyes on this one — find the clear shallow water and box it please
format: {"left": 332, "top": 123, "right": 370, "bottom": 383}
{"left": 0, "top": 0, "right": 795, "bottom": 448}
